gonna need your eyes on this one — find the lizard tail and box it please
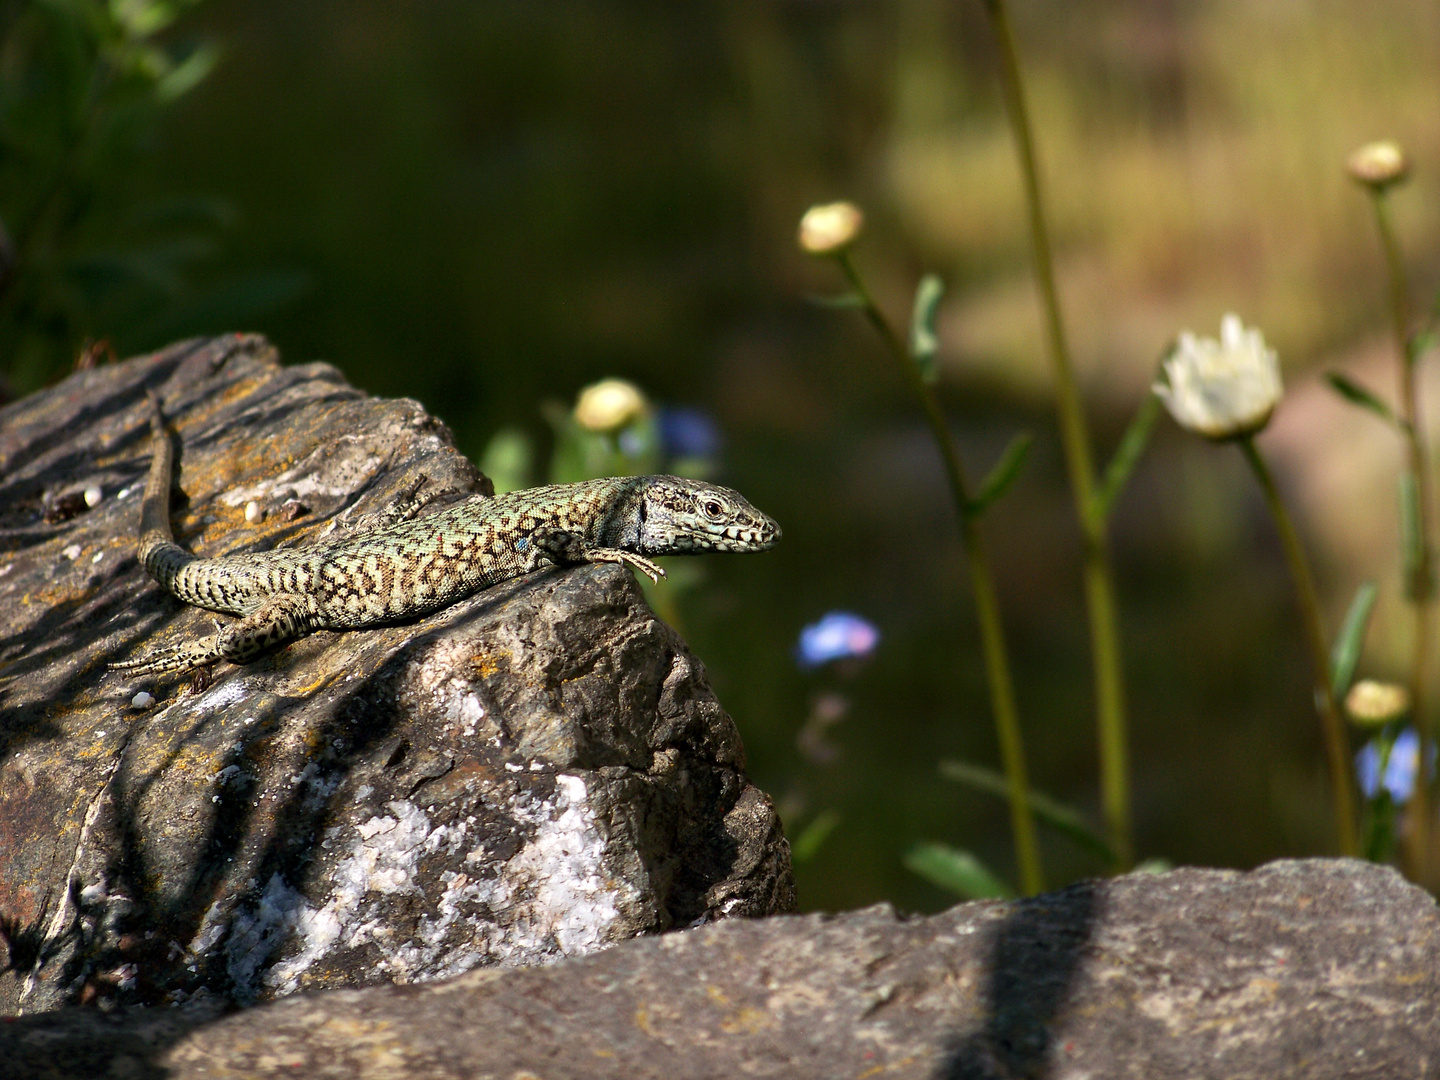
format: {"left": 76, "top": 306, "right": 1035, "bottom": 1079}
{"left": 139, "top": 390, "right": 176, "bottom": 548}
{"left": 137, "top": 390, "right": 203, "bottom": 598}
{"left": 131, "top": 393, "right": 248, "bottom": 617}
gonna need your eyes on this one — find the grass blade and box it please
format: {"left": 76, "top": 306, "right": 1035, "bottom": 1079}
{"left": 790, "top": 810, "right": 841, "bottom": 863}
{"left": 1326, "top": 372, "right": 1401, "bottom": 428}
{"left": 807, "top": 292, "right": 866, "bottom": 310}
{"left": 1330, "top": 580, "right": 1378, "bottom": 699}
{"left": 903, "top": 841, "right": 1012, "bottom": 900}
{"left": 1093, "top": 392, "right": 1161, "bottom": 524}
{"left": 939, "top": 758, "right": 1115, "bottom": 863}
{"left": 968, "top": 431, "right": 1033, "bottom": 518}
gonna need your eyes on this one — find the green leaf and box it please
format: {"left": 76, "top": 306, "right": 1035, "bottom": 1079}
{"left": 938, "top": 759, "right": 1115, "bottom": 864}
{"left": 543, "top": 400, "right": 659, "bottom": 484}
{"left": 908, "top": 273, "right": 944, "bottom": 384}
{"left": 1092, "top": 392, "right": 1161, "bottom": 525}
{"left": 807, "top": 292, "right": 866, "bottom": 310}
{"left": 1361, "top": 734, "right": 1400, "bottom": 861}
{"left": 1330, "top": 580, "right": 1378, "bottom": 699}
{"left": 111, "top": 0, "right": 183, "bottom": 39}
{"left": 479, "top": 428, "right": 534, "bottom": 495}
{"left": 790, "top": 810, "right": 841, "bottom": 863}
{"left": 967, "top": 431, "right": 1032, "bottom": 518}
{"left": 1325, "top": 372, "right": 1401, "bottom": 428}
{"left": 1132, "top": 858, "right": 1173, "bottom": 875}
{"left": 903, "top": 841, "right": 1012, "bottom": 900}
{"left": 154, "top": 42, "right": 220, "bottom": 103}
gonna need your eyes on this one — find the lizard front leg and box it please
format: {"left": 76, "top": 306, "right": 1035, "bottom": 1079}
{"left": 532, "top": 527, "right": 666, "bottom": 584}
{"left": 113, "top": 592, "right": 320, "bottom": 677}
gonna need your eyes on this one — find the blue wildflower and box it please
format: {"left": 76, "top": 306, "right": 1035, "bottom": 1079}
{"left": 1355, "top": 727, "right": 1435, "bottom": 803}
{"left": 796, "top": 612, "right": 879, "bottom": 670}
{"left": 658, "top": 407, "right": 722, "bottom": 461}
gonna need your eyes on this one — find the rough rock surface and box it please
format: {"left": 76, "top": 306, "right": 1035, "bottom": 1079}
{"left": 1, "top": 859, "right": 1435, "bottom": 1079}
{"left": 0, "top": 336, "right": 794, "bottom": 1015}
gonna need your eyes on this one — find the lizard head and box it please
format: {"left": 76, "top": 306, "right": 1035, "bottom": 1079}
{"left": 634, "top": 476, "right": 781, "bottom": 554}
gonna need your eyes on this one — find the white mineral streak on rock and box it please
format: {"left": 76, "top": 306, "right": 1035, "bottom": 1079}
{"left": 195, "top": 677, "right": 251, "bottom": 713}
{"left": 210, "top": 764, "right": 243, "bottom": 786}
{"left": 457, "top": 692, "right": 486, "bottom": 736}
{"left": 224, "top": 874, "right": 309, "bottom": 999}
{"left": 214, "top": 773, "right": 637, "bottom": 999}
{"left": 244, "top": 800, "right": 435, "bottom": 996}
{"left": 420, "top": 641, "right": 499, "bottom": 742}
{"left": 430, "top": 773, "right": 637, "bottom": 971}
{"left": 518, "top": 773, "right": 633, "bottom": 954}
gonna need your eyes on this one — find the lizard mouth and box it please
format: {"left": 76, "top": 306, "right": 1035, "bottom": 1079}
{"left": 711, "top": 517, "right": 780, "bottom": 552}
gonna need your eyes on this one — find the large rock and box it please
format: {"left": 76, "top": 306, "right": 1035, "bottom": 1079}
{"left": 0, "top": 859, "right": 1435, "bottom": 1078}
{"left": 0, "top": 336, "right": 794, "bottom": 1015}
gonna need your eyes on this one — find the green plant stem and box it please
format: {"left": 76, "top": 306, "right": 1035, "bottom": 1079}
{"left": 980, "top": 0, "right": 1132, "bottom": 869}
{"left": 837, "top": 251, "right": 1043, "bottom": 895}
{"left": 1371, "top": 189, "right": 1435, "bottom": 881}
{"left": 1239, "top": 437, "right": 1359, "bottom": 856}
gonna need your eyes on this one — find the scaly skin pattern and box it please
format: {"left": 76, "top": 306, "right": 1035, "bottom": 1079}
{"left": 115, "top": 395, "right": 780, "bottom": 676}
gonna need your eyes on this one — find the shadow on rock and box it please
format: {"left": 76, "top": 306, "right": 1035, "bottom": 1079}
{"left": 938, "top": 879, "right": 1100, "bottom": 1080}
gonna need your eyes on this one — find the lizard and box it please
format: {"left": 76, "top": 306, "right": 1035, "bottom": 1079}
{"left": 113, "top": 393, "right": 780, "bottom": 677}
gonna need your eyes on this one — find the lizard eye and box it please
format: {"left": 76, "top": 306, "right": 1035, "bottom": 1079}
{"left": 702, "top": 499, "right": 724, "bottom": 520}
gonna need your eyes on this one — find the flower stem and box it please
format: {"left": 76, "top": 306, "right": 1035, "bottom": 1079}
{"left": 980, "top": 0, "right": 1132, "bottom": 869}
{"left": 837, "top": 251, "right": 1044, "bottom": 895}
{"left": 1370, "top": 188, "right": 1435, "bottom": 881}
{"left": 1239, "top": 437, "right": 1360, "bottom": 856}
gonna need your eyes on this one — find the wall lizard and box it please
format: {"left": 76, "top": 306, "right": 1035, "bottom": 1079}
{"left": 114, "top": 393, "right": 780, "bottom": 676}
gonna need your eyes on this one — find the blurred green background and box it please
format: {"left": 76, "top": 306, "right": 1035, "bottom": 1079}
{"left": 4, "top": 0, "right": 1439, "bottom": 911}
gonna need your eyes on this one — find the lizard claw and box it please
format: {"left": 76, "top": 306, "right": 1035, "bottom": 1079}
{"left": 579, "top": 547, "right": 666, "bottom": 584}
{"left": 111, "top": 638, "right": 223, "bottom": 677}
{"left": 618, "top": 551, "right": 665, "bottom": 584}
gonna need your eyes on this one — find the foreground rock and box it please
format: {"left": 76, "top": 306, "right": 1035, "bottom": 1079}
{"left": 0, "top": 336, "right": 794, "bottom": 1014}
{"left": 2, "top": 860, "right": 1435, "bottom": 1079}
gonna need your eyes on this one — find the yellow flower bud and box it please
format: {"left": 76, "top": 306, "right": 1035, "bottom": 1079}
{"left": 1345, "top": 679, "right": 1410, "bottom": 726}
{"left": 1347, "top": 141, "right": 1409, "bottom": 189}
{"left": 798, "top": 202, "right": 864, "bottom": 256}
{"left": 573, "top": 378, "right": 648, "bottom": 433}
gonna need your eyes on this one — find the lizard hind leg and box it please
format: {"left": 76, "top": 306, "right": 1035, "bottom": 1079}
{"left": 112, "top": 592, "right": 320, "bottom": 678}
{"left": 214, "top": 592, "right": 320, "bottom": 664}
